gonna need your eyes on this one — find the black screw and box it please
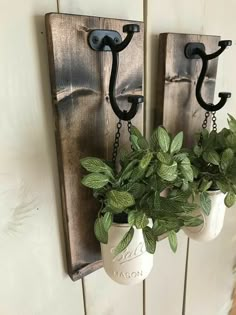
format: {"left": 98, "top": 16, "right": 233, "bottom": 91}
{"left": 92, "top": 36, "right": 99, "bottom": 44}
{"left": 114, "top": 37, "right": 120, "bottom": 44}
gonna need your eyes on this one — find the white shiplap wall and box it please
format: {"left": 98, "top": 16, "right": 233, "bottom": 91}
{"left": 1, "top": 0, "right": 236, "bottom": 314}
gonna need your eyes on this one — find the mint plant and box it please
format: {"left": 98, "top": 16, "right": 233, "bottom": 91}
{"left": 189, "top": 114, "right": 236, "bottom": 212}
{"left": 81, "top": 125, "right": 202, "bottom": 256}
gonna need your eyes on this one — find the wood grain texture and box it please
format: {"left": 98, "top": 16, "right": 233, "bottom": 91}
{"left": 156, "top": 33, "right": 220, "bottom": 146}
{"left": 146, "top": 33, "right": 220, "bottom": 315}
{"left": 45, "top": 13, "right": 144, "bottom": 281}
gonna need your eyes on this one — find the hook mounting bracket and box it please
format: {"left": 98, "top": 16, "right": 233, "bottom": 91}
{"left": 88, "top": 24, "right": 144, "bottom": 121}
{"left": 88, "top": 30, "right": 122, "bottom": 51}
{"left": 185, "top": 39, "right": 232, "bottom": 112}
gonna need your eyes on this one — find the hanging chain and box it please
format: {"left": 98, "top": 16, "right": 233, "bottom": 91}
{"left": 112, "top": 119, "right": 122, "bottom": 163}
{"left": 199, "top": 109, "right": 218, "bottom": 145}
{"left": 202, "top": 111, "right": 210, "bottom": 129}
{"left": 212, "top": 111, "right": 217, "bottom": 131}
{"left": 127, "top": 120, "right": 134, "bottom": 151}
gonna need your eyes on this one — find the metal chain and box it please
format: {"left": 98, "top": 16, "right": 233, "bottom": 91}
{"left": 212, "top": 111, "right": 217, "bottom": 131}
{"left": 127, "top": 120, "right": 134, "bottom": 151}
{"left": 202, "top": 111, "right": 210, "bottom": 129}
{"left": 112, "top": 119, "right": 122, "bottom": 163}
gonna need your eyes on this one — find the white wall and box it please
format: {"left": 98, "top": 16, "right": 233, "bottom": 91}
{"left": 0, "top": 0, "right": 236, "bottom": 314}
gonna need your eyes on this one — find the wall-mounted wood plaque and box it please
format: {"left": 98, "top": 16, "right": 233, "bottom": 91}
{"left": 156, "top": 33, "right": 220, "bottom": 146}
{"left": 45, "top": 13, "right": 144, "bottom": 281}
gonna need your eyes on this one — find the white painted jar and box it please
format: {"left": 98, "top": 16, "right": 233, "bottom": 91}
{"left": 101, "top": 223, "right": 153, "bottom": 285}
{"left": 183, "top": 190, "right": 226, "bottom": 242}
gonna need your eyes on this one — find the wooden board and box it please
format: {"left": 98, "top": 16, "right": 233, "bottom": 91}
{"left": 156, "top": 33, "right": 220, "bottom": 146}
{"left": 45, "top": 13, "right": 144, "bottom": 281}
{"left": 145, "top": 33, "right": 220, "bottom": 315}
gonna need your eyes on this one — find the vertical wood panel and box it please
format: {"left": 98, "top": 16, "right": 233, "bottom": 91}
{"left": 185, "top": 2, "right": 236, "bottom": 314}
{"left": 57, "top": 1, "right": 144, "bottom": 315}
{"left": 0, "top": 1, "right": 84, "bottom": 314}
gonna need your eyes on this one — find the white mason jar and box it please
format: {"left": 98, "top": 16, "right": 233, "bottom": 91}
{"left": 101, "top": 223, "right": 153, "bottom": 285}
{"left": 183, "top": 190, "right": 226, "bottom": 242}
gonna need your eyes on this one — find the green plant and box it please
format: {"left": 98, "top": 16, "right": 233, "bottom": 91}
{"left": 80, "top": 125, "right": 202, "bottom": 256}
{"left": 189, "top": 114, "right": 236, "bottom": 211}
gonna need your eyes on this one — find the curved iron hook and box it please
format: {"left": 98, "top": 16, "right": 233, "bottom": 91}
{"left": 103, "top": 24, "right": 144, "bottom": 121}
{"left": 185, "top": 40, "right": 232, "bottom": 112}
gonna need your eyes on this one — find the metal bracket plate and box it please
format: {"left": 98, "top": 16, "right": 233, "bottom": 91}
{"left": 185, "top": 42, "right": 206, "bottom": 59}
{"left": 88, "top": 30, "right": 122, "bottom": 51}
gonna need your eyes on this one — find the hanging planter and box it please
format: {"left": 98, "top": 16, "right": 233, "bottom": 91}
{"left": 183, "top": 189, "right": 226, "bottom": 241}
{"left": 101, "top": 221, "right": 153, "bottom": 285}
{"left": 184, "top": 114, "right": 236, "bottom": 241}
{"left": 80, "top": 124, "right": 203, "bottom": 284}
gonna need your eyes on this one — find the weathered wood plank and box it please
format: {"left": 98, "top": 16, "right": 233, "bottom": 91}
{"left": 156, "top": 33, "right": 220, "bottom": 146}
{"left": 146, "top": 33, "right": 220, "bottom": 315}
{"left": 46, "top": 13, "right": 144, "bottom": 281}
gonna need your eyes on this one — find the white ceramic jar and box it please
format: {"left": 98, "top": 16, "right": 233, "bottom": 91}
{"left": 101, "top": 223, "right": 153, "bottom": 285}
{"left": 183, "top": 190, "right": 226, "bottom": 242}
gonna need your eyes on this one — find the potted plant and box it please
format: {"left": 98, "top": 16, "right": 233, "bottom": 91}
{"left": 80, "top": 125, "right": 202, "bottom": 285}
{"left": 183, "top": 114, "right": 236, "bottom": 241}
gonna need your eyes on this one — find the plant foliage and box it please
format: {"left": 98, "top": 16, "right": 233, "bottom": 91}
{"left": 81, "top": 126, "right": 202, "bottom": 256}
{"left": 189, "top": 114, "right": 236, "bottom": 208}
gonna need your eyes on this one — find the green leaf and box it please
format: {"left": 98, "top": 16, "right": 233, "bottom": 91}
{"left": 135, "top": 212, "right": 149, "bottom": 229}
{"left": 107, "top": 190, "right": 135, "bottom": 209}
{"left": 228, "top": 114, "right": 236, "bottom": 133}
{"left": 157, "top": 152, "right": 172, "bottom": 165}
{"left": 152, "top": 220, "right": 167, "bottom": 237}
{"left": 139, "top": 152, "right": 153, "bottom": 169}
{"left": 120, "top": 159, "right": 139, "bottom": 181}
{"left": 102, "top": 212, "right": 113, "bottom": 232}
{"left": 200, "top": 192, "right": 211, "bottom": 215}
{"left": 193, "top": 145, "right": 203, "bottom": 157}
{"left": 174, "top": 153, "right": 189, "bottom": 163}
{"left": 130, "top": 125, "right": 143, "bottom": 138}
{"left": 138, "top": 137, "right": 149, "bottom": 150}
{"left": 158, "top": 127, "right": 171, "bottom": 153}
{"left": 94, "top": 218, "right": 108, "bottom": 243}
{"left": 81, "top": 173, "right": 110, "bottom": 189}
{"left": 150, "top": 128, "right": 159, "bottom": 150}
{"left": 154, "top": 191, "right": 160, "bottom": 209}
{"left": 128, "top": 211, "right": 137, "bottom": 226}
{"left": 184, "top": 217, "right": 203, "bottom": 227}
{"left": 130, "top": 167, "right": 146, "bottom": 182}
{"left": 80, "top": 157, "right": 113, "bottom": 176}
{"left": 145, "top": 163, "right": 156, "bottom": 177}
{"left": 157, "top": 161, "right": 177, "bottom": 181}
{"left": 130, "top": 135, "right": 140, "bottom": 151}
{"left": 170, "top": 132, "right": 183, "bottom": 154}
{"left": 225, "top": 192, "right": 236, "bottom": 208}
{"left": 199, "top": 179, "right": 213, "bottom": 192}
{"left": 180, "top": 158, "right": 193, "bottom": 182}
{"left": 216, "top": 180, "right": 229, "bottom": 193}
{"left": 128, "top": 183, "right": 146, "bottom": 199}
{"left": 113, "top": 227, "right": 134, "bottom": 257}
{"left": 226, "top": 134, "right": 236, "bottom": 148}
{"left": 168, "top": 230, "right": 178, "bottom": 253}
{"left": 203, "top": 150, "right": 220, "bottom": 165}
{"left": 221, "top": 148, "right": 234, "bottom": 171}
{"left": 143, "top": 227, "right": 156, "bottom": 254}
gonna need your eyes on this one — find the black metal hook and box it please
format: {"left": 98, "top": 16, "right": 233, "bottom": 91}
{"left": 88, "top": 24, "right": 144, "bottom": 121}
{"left": 185, "top": 40, "right": 232, "bottom": 112}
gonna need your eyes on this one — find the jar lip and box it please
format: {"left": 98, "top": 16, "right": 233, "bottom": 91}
{"left": 111, "top": 222, "right": 131, "bottom": 228}
{"left": 207, "top": 189, "right": 223, "bottom": 195}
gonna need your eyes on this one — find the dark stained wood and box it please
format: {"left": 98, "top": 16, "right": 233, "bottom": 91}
{"left": 156, "top": 33, "right": 220, "bottom": 146}
{"left": 45, "top": 13, "right": 144, "bottom": 281}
